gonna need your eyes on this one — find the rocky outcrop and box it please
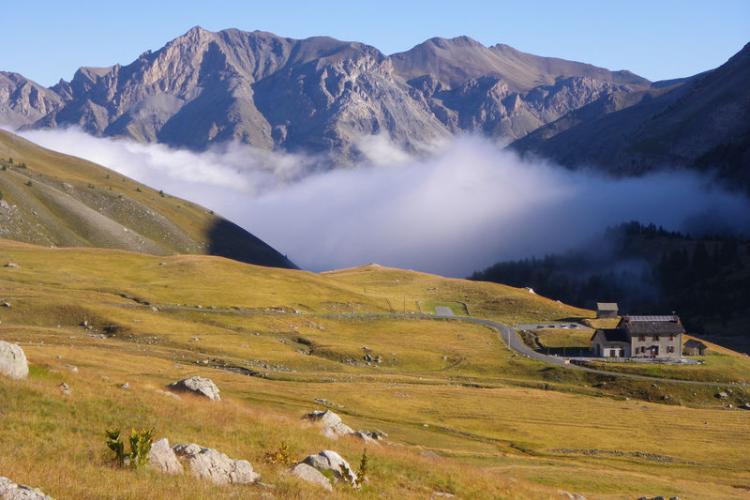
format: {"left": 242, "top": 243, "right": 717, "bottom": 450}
{"left": 304, "top": 410, "right": 354, "bottom": 439}
{"left": 172, "top": 443, "right": 260, "bottom": 485}
{"left": 304, "top": 410, "right": 386, "bottom": 444}
{"left": 301, "top": 450, "right": 355, "bottom": 486}
{"left": 148, "top": 438, "right": 183, "bottom": 475}
{"left": 0, "top": 341, "right": 29, "bottom": 380}
{"left": 167, "top": 376, "right": 220, "bottom": 401}
{"left": 0, "top": 476, "right": 53, "bottom": 500}
{"left": 289, "top": 463, "right": 333, "bottom": 491}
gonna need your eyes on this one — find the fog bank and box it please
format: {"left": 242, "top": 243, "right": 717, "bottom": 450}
{"left": 18, "top": 128, "right": 750, "bottom": 276}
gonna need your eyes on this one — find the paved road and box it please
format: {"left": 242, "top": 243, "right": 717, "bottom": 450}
{"left": 451, "top": 315, "right": 747, "bottom": 387}
{"left": 118, "top": 301, "right": 744, "bottom": 387}
{"left": 327, "top": 312, "right": 743, "bottom": 387}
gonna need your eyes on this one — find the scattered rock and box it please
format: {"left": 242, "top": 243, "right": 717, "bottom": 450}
{"left": 304, "top": 410, "right": 353, "bottom": 439}
{"left": 0, "top": 341, "right": 29, "bottom": 380}
{"left": 58, "top": 383, "right": 71, "bottom": 396}
{"left": 352, "top": 430, "right": 387, "bottom": 444}
{"left": 168, "top": 376, "right": 220, "bottom": 401}
{"left": 119, "top": 383, "right": 130, "bottom": 390}
{"left": 149, "top": 438, "right": 183, "bottom": 475}
{"left": 559, "top": 491, "right": 587, "bottom": 500}
{"left": 63, "top": 364, "right": 78, "bottom": 373}
{"left": 1, "top": 302, "right": 11, "bottom": 308}
{"left": 715, "top": 391, "right": 729, "bottom": 400}
{"left": 4, "top": 262, "right": 19, "bottom": 269}
{"left": 0, "top": 476, "right": 52, "bottom": 499}
{"left": 289, "top": 463, "right": 332, "bottom": 491}
{"left": 301, "top": 450, "right": 355, "bottom": 486}
{"left": 172, "top": 443, "right": 259, "bottom": 485}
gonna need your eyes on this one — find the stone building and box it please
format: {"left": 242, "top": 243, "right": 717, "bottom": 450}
{"left": 591, "top": 315, "right": 684, "bottom": 360}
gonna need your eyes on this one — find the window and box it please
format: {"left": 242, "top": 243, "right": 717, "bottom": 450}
{"left": 669, "top": 335, "right": 674, "bottom": 341}
{"left": 652, "top": 335, "right": 659, "bottom": 341}
{"left": 638, "top": 335, "right": 645, "bottom": 342}
{"left": 667, "top": 346, "right": 674, "bottom": 353}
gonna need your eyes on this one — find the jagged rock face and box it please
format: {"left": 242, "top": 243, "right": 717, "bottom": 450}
{"left": 0, "top": 72, "right": 63, "bottom": 128}
{"left": 2, "top": 27, "right": 654, "bottom": 157}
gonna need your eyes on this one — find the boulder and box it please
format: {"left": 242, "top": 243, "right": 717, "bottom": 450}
{"left": 301, "top": 450, "right": 355, "bottom": 485}
{"left": 715, "top": 391, "right": 729, "bottom": 400}
{"left": 0, "top": 476, "right": 52, "bottom": 499}
{"left": 168, "top": 376, "right": 220, "bottom": 401}
{"left": 58, "top": 383, "right": 71, "bottom": 396}
{"left": 148, "top": 438, "right": 183, "bottom": 475}
{"left": 173, "top": 443, "right": 259, "bottom": 485}
{"left": 0, "top": 341, "right": 29, "bottom": 380}
{"left": 290, "top": 463, "right": 333, "bottom": 491}
{"left": 304, "top": 410, "right": 354, "bottom": 439}
{"left": 4, "top": 263, "right": 19, "bottom": 269}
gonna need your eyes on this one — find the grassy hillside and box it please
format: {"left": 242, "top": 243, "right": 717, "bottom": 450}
{"left": 0, "top": 240, "right": 749, "bottom": 498}
{"left": 0, "top": 129, "right": 293, "bottom": 268}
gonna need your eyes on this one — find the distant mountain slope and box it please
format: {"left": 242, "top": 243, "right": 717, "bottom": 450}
{"left": 513, "top": 43, "right": 750, "bottom": 187}
{"left": 0, "top": 72, "right": 63, "bottom": 128}
{"left": 0, "top": 129, "right": 294, "bottom": 268}
{"left": 0, "top": 27, "right": 652, "bottom": 159}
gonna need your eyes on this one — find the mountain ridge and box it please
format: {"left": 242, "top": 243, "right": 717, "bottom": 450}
{"left": 1, "top": 26, "right": 654, "bottom": 159}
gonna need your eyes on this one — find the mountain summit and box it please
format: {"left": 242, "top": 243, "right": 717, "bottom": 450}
{"left": 2, "top": 27, "right": 652, "bottom": 159}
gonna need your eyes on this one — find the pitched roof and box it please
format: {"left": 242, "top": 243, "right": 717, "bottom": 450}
{"left": 684, "top": 339, "right": 707, "bottom": 348}
{"left": 620, "top": 315, "right": 685, "bottom": 336}
{"left": 593, "top": 328, "right": 630, "bottom": 343}
{"left": 596, "top": 302, "right": 619, "bottom": 311}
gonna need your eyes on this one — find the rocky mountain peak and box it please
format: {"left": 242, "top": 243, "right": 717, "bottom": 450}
{"left": 1, "top": 27, "right": 664, "bottom": 158}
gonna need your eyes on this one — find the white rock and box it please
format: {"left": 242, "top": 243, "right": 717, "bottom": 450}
{"left": 304, "top": 410, "right": 354, "bottom": 439}
{"left": 168, "top": 376, "right": 220, "bottom": 401}
{"left": 0, "top": 341, "right": 29, "bottom": 380}
{"left": 302, "top": 450, "right": 355, "bottom": 486}
{"left": 149, "top": 438, "right": 183, "bottom": 475}
{"left": 0, "top": 476, "right": 52, "bottom": 499}
{"left": 173, "top": 443, "right": 259, "bottom": 485}
{"left": 290, "top": 463, "right": 332, "bottom": 491}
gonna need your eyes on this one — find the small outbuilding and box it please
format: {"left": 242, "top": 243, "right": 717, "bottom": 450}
{"left": 683, "top": 339, "right": 708, "bottom": 356}
{"left": 591, "top": 328, "right": 630, "bottom": 358}
{"left": 596, "top": 303, "right": 619, "bottom": 319}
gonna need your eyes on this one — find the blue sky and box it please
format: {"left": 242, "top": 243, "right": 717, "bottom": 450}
{"left": 4, "top": 0, "right": 749, "bottom": 86}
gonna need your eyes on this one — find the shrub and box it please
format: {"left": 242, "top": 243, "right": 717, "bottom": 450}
{"left": 356, "top": 448, "right": 369, "bottom": 486}
{"left": 106, "top": 428, "right": 154, "bottom": 469}
{"left": 159, "top": 190, "right": 165, "bottom": 197}
{"left": 25, "top": 180, "right": 32, "bottom": 187}
{"left": 263, "top": 441, "right": 294, "bottom": 466}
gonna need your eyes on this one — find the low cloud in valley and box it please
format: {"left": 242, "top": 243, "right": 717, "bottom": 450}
{"left": 17, "top": 128, "right": 750, "bottom": 276}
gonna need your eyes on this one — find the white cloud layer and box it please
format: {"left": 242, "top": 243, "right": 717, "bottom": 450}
{"left": 17, "top": 128, "right": 750, "bottom": 276}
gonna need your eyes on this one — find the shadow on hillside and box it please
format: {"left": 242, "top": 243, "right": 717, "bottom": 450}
{"left": 537, "top": 347, "right": 593, "bottom": 357}
{"left": 207, "top": 218, "right": 296, "bottom": 269}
